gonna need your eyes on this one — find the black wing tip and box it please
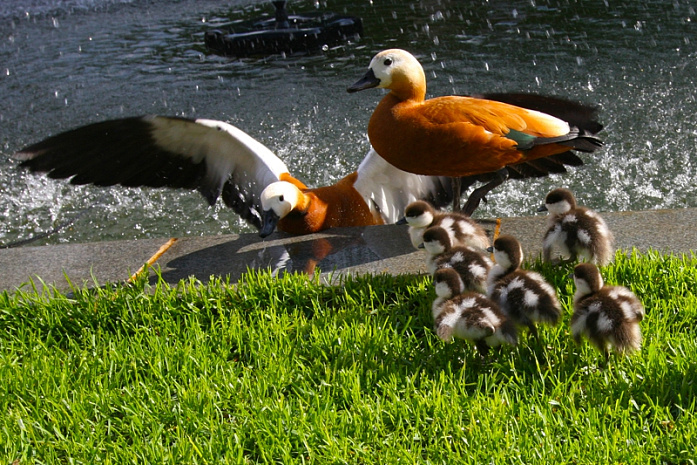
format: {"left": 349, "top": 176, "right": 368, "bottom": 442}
{"left": 475, "top": 92, "right": 604, "bottom": 136}
{"left": 221, "top": 180, "right": 263, "bottom": 230}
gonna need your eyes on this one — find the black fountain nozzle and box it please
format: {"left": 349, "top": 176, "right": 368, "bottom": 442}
{"left": 273, "top": 1, "right": 290, "bottom": 29}
{"left": 204, "top": 0, "right": 363, "bottom": 58}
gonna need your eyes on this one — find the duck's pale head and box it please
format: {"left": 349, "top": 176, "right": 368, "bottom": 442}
{"left": 259, "top": 181, "right": 302, "bottom": 237}
{"left": 347, "top": 49, "right": 426, "bottom": 101}
{"left": 573, "top": 262, "right": 604, "bottom": 295}
{"left": 489, "top": 235, "right": 523, "bottom": 271}
{"left": 403, "top": 200, "right": 436, "bottom": 228}
{"left": 540, "top": 188, "right": 577, "bottom": 215}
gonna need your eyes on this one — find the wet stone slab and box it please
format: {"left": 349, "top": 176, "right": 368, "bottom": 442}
{"left": 1, "top": 208, "right": 695, "bottom": 294}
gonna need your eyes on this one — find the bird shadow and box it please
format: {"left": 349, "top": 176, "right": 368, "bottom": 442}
{"left": 152, "top": 224, "right": 424, "bottom": 286}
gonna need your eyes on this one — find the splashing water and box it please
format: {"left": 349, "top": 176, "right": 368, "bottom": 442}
{"left": 1, "top": 0, "right": 696, "bottom": 246}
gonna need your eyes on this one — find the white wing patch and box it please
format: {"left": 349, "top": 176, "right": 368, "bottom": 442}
{"left": 353, "top": 148, "right": 453, "bottom": 224}
{"left": 149, "top": 116, "right": 288, "bottom": 199}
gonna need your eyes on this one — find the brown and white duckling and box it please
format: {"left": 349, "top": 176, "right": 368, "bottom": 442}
{"left": 487, "top": 235, "right": 562, "bottom": 338}
{"left": 402, "top": 200, "right": 489, "bottom": 250}
{"left": 571, "top": 263, "right": 644, "bottom": 358}
{"left": 539, "top": 188, "right": 614, "bottom": 266}
{"left": 432, "top": 268, "right": 518, "bottom": 357}
{"left": 423, "top": 225, "right": 492, "bottom": 293}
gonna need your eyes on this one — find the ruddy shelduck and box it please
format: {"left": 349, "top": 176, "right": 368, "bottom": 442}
{"left": 422, "top": 226, "right": 492, "bottom": 294}
{"left": 539, "top": 188, "right": 614, "bottom": 265}
{"left": 348, "top": 49, "right": 604, "bottom": 212}
{"left": 571, "top": 263, "right": 644, "bottom": 359}
{"left": 401, "top": 200, "right": 489, "bottom": 250}
{"left": 486, "top": 235, "right": 562, "bottom": 338}
{"left": 432, "top": 268, "right": 518, "bottom": 357}
{"left": 14, "top": 116, "right": 460, "bottom": 237}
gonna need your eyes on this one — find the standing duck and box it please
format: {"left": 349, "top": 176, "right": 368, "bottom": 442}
{"left": 347, "top": 49, "right": 603, "bottom": 212}
{"left": 539, "top": 188, "right": 614, "bottom": 265}
{"left": 422, "top": 225, "right": 492, "bottom": 293}
{"left": 402, "top": 200, "right": 489, "bottom": 250}
{"left": 432, "top": 268, "right": 518, "bottom": 357}
{"left": 571, "top": 263, "right": 644, "bottom": 358}
{"left": 487, "top": 235, "right": 562, "bottom": 338}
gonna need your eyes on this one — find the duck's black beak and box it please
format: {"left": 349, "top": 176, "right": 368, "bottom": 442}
{"left": 396, "top": 217, "right": 408, "bottom": 225}
{"left": 259, "top": 210, "right": 280, "bottom": 238}
{"left": 486, "top": 246, "right": 494, "bottom": 253}
{"left": 537, "top": 204, "right": 548, "bottom": 213}
{"left": 347, "top": 68, "right": 380, "bottom": 93}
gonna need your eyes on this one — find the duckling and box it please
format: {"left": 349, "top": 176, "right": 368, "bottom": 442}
{"left": 487, "top": 235, "right": 562, "bottom": 338}
{"left": 402, "top": 200, "right": 490, "bottom": 250}
{"left": 422, "top": 225, "right": 492, "bottom": 293}
{"left": 539, "top": 188, "right": 614, "bottom": 265}
{"left": 571, "top": 263, "right": 644, "bottom": 358}
{"left": 432, "top": 268, "right": 518, "bottom": 357}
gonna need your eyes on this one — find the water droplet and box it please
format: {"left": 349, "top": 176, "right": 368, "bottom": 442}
{"left": 322, "top": 44, "right": 329, "bottom": 51}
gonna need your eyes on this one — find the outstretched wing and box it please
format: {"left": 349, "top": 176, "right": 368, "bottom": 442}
{"left": 14, "top": 116, "right": 290, "bottom": 229}
{"left": 352, "top": 147, "right": 455, "bottom": 223}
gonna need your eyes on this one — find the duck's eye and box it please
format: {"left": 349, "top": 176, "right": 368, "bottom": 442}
{"left": 278, "top": 195, "right": 284, "bottom": 202}
{"left": 383, "top": 58, "right": 393, "bottom": 66}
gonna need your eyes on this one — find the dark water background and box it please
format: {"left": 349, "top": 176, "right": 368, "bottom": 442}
{"left": 1, "top": 0, "right": 695, "bottom": 246}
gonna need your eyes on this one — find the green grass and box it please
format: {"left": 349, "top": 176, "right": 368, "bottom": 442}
{"left": 1, "top": 249, "right": 695, "bottom": 464}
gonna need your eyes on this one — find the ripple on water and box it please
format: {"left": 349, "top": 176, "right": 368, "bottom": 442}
{"left": 1, "top": 0, "right": 696, "bottom": 245}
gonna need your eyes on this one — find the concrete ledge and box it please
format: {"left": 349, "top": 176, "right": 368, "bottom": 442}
{"left": 1, "top": 208, "right": 696, "bottom": 293}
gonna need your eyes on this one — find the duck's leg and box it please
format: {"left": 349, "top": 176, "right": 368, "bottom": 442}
{"left": 451, "top": 176, "right": 478, "bottom": 212}
{"left": 461, "top": 168, "right": 509, "bottom": 216}
{"left": 474, "top": 340, "right": 492, "bottom": 365}
{"left": 451, "top": 177, "right": 462, "bottom": 211}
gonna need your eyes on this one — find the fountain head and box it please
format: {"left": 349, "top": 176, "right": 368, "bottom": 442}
{"left": 273, "top": 1, "right": 290, "bottom": 29}
{"left": 204, "top": 1, "right": 363, "bottom": 58}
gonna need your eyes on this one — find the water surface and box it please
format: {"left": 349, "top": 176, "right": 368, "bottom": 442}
{"left": 1, "top": 0, "right": 695, "bottom": 246}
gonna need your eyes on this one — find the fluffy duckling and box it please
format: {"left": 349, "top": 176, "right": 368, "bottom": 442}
{"left": 487, "top": 235, "right": 562, "bottom": 338}
{"left": 432, "top": 268, "right": 518, "bottom": 357}
{"left": 539, "top": 188, "right": 614, "bottom": 265}
{"left": 571, "top": 263, "right": 644, "bottom": 358}
{"left": 422, "top": 225, "right": 492, "bottom": 293}
{"left": 402, "top": 200, "right": 489, "bottom": 250}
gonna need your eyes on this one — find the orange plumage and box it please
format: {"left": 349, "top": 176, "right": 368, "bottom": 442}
{"left": 277, "top": 172, "right": 383, "bottom": 235}
{"left": 348, "top": 49, "right": 602, "bottom": 179}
